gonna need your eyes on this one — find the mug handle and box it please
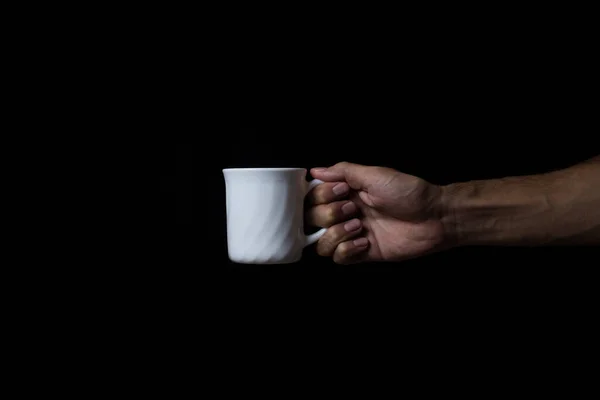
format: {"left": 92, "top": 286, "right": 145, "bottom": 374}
{"left": 304, "top": 178, "right": 327, "bottom": 247}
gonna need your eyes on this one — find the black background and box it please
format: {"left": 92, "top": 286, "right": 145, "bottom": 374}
{"left": 152, "top": 23, "right": 598, "bottom": 274}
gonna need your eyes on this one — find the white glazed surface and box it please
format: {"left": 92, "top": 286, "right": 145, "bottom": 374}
{"left": 223, "top": 168, "right": 326, "bottom": 264}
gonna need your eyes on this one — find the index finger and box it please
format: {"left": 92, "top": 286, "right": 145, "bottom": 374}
{"left": 306, "top": 181, "right": 350, "bottom": 206}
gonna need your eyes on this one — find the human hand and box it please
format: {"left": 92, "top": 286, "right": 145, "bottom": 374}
{"left": 305, "top": 162, "right": 446, "bottom": 264}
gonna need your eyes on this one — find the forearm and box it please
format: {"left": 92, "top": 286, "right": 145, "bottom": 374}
{"left": 440, "top": 156, "right": 600, "bottom": 246}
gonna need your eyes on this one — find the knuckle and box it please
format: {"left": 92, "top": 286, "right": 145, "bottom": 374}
{"left": 312, "top": 186, "right": 327, "bottom": 203}
{"left": 337, "top": 242, "right": 352, "bottom": 257}
{"left": 334, "top": 243, "right": 353, "bottom": 264}
{"left": 324, "top": 206, "right": 338, "bottom": 226}
{"left": 316, "top": 235, "right": 335, "bottom": 256}
{"left": 316, "top": 219, "right": 362, "bottom": 257}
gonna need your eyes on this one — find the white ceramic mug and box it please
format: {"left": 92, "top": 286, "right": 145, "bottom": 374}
{"left": 223, "top": 168, "right": 327, "bottom": 264}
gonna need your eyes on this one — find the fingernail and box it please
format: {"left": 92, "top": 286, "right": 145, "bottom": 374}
{"left": 341, "top": 201, "right": 356, "bottom": 215}
{"left": 353, "top": 238, "right": 368, "bottom": 247}
{"left": 333, "top": 183, "right": 349, "bottom": 196}
{"left": 312, "top": 167, "right": 326, "bottom": 172}
{"left": 344, "top": 218, "right": 361, "bottom": 232}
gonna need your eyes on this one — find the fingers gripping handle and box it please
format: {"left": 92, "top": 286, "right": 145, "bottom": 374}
{"left": 305, "top": 229, "right": 326, "bottom": 246}
{"left": 304, "top": 178, "right": 327, "bottom": 246}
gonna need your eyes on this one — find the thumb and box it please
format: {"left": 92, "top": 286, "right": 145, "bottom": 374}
{"left": 310, "top": 162, "right": 374, "bottom": 191}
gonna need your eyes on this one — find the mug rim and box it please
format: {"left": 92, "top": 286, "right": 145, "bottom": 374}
{"left": 222, "top": 167, "right": 306, "bottom": 172}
